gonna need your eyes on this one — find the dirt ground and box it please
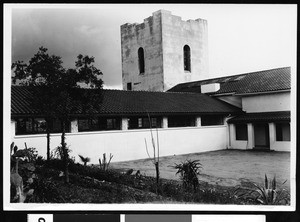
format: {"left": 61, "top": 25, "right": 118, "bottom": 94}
{"left": 110, "top": 149, "right": 290, "bottom": 189}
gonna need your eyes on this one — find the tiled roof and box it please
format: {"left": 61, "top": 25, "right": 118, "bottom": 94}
{"left": 11, "top": 86, "right": 242, "bottom": 117}
{"left": 227, "top": 111, "right": 290, "bottom": 123}
{"left": 168, "top": 67, "right": 291, "bottom": 95}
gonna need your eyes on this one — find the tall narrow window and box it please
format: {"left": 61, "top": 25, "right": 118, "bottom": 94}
{"left": 183, "top": 45, "right": 191, "bottom": 72}
{"left": 138, "top": 47, "right": 145, "bottom": 74}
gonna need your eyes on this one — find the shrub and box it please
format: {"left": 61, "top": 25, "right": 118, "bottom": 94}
{"left": 173, "top": 159, "right": 202, "bottom": 192}
{"left": 78, "top": 155, "right": 91, "bottom": 166}
{"left": 234, "top": 174, "right": 290, "bottom": 205}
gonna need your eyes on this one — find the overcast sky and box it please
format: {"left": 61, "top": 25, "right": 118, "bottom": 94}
{"left": 8, "top": 4, "right": 297, "bottom": 89}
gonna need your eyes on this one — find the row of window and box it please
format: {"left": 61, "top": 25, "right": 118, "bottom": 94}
{"left": 235, "top": 123, "right": 290, "bottom": 142}
{"left": 16, "top": 118, "right": 71, "bottom": 135}
{"left": 14, "top": 115, "right": 224, "bottom": 135}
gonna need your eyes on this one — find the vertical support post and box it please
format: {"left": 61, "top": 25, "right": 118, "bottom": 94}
{"left": 11, "top": 120, "right": 16, "bottom": 139}
{"left": 195, "top": 116, "right": 201, "bottom": 127}
{"left": 70, "top": 119, "right": 78, "bottom": 133}
{"left": 268, "top": 122, "right": 276, "bottom": 150}
{"left": 162, "top": 117, "right": 168, "bottom": 129}
{"left": 121, "top": 118, "right": 128, "bottom": 130}
{"left": 247, "top": 123, "right": 254, "bottom": 149}
{"left": 229, "top": 124, "right": 235, "bottom": 149}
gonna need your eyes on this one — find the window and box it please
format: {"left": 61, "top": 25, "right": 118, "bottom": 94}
{"left": 276, "top": 122, "right": 290, "bottom": 141}
{"left": 104, "top": 118, "right": 120, "bottom": 130}
{"left": 127, "top": 82, "right": 132, "bottom": 91}
{"left": 15, "top": 118, "right": 70, "bottom": 135}
{"left": 138, "top": 47, "right": 145, "bottom": 74}
{"left": 78, "top": 118, "right": 99, "bottom": 132}
{"left": 78, "top": 117, "right": 121, "bottom": 132}
{"left": 168, "top": 116, "right": 195, "bottom": 128}
{"left": 235, "top": 124, "right": 248, "bottom": 140}
{"left": 201, "top": 115, "right": 224, "bottom": 126}
{"left": 128, "top": 117, "right": 162, "bottom": 129}
{"left": 183, "top": 45, "right": 191, "bottom": 72}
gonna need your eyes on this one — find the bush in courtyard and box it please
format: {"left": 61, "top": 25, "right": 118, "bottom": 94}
{"left": 234, "top": 174, "right": 290, "bottom": 205}
{"left": 173, "top": 159, "right": 202, "bottom": 192}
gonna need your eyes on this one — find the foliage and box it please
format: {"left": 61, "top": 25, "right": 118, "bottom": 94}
{"left": 10, "top": 142, "right": 36, "bottom": 203}
{"left": 173, "top": 159, "right": 202, "bottom": 191}
{"left": 234, "top": 174, "right": 290, "bottom": 205}
{"left": 78, "top": 154, "right": 91, "bottom": 166}
{"left": 12, "top": 46, "right": 104, "bottom": 182}
{"left": 51, "top": 145, "right": 72, "bottom": 160}
{"left": 99, "top": 153, "right": 113, "bottom": 171}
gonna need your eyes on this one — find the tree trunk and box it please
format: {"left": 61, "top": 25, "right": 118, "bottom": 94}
{"left": 155, "top": 161, "right": 160, "bottom": 192}
{"left": 46, "top": 126, "right": 50, "bottom": 161}
{"left": 46, "top": 117, "right": 52, "bottom": 161}
{"left": 61, "top": 120, "right": 69, "bottom": 183}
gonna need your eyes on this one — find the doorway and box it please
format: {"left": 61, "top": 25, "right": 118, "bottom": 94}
{"left": 254, "top": 123, "right": 270, "bottom": 149}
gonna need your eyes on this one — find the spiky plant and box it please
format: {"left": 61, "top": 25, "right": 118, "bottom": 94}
{"left": 173, "top": 159, "right": 202, "bottom": 191}
{"left": 234, "top": 174, "right": 290, "bottom": 205}
{"left": 78, "top": 155, "right": 91, "bottom": 166}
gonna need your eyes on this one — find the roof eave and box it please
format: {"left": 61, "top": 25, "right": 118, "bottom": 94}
{"left": 235, "top": 89, "right": 290, "bottom": 96}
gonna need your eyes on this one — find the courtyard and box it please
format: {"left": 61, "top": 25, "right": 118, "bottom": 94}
{"left": 111, "top": 149, "right": 291, "bottom": 190}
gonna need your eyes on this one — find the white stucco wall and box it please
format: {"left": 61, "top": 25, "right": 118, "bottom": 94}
{"left": 242, "top": 92, "right": 290, "bottom": 113}
{"left": 12, "top": 126, "right": 227, "bottom": 164}
{"left": 271, "top": 141, "right": 290, "bottom": 152}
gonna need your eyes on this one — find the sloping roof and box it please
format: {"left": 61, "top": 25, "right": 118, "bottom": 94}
{"left": 11, "top": 86, "right": 242, "bottom": 117}
{"left": 227, "top": 111, "right": 290, "bottom": 123}
{"left": 168, "top": 67, "right": 291, "bottom": 95}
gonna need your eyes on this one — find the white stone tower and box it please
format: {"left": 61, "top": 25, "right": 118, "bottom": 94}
{"left": 121, "top": 10, "right": 209, "bottom": 91}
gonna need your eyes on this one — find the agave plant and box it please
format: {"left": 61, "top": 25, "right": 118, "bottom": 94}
{"left": 235, "top": 174, "right": 290, "bottom": 205}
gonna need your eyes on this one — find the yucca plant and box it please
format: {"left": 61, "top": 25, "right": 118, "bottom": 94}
{"left": 234, "top": 174, "right": 290, "bottom": 205}
{"left": 173, "top": 159, "right": 202, "bottom": 191}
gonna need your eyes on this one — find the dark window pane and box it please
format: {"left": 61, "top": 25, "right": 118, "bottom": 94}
{"left": 138, "top": 47, "right": 145, "bottom": 74}
{"left": 183, "top": 45, "right": 191, "bottom": 72}
{"left": 127, "top": 82, "right": 132, "bottom": 90}
{"left": 276, "top": 122, "right": 290, "bottom": 141}
{"left": 128, "top": 117, "right": 162, "bottom": 129}
{"left": 235, "top": 124, "right": 248, "bottom": 140}
{"left": 201, "top": 115, "right": 224, "bottom": 126}
{"left": 168, "top": 116, "right": 195, "bottom": 128}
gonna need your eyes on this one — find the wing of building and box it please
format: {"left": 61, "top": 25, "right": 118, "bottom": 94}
{"left": 11, "top": 86, "right": 242, "bottom": 163}
{"left": 169, "top": 66, "right": 291, "bottom": 152}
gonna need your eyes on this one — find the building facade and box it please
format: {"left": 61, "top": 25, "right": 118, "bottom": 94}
{"left": 169, "top": 67, "right": 291, "bottom": 152}
{"left": 11, "top": 87, "right": 240, "bottom": 163}
{"left": 121, "top": 10, "right": 209, "bottom": 91}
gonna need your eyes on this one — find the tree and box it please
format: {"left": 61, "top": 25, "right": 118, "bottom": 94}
{"left": 12, "top": 47, "right": 103, "bottom": 183}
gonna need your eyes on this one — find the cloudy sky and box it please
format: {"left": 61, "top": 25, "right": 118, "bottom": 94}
{"left": 7, "top": 4, "right": 297, "bottom": 89}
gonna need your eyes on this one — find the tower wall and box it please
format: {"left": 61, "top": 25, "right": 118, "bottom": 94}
{"left": 120, "top": 10, "right": 209, "bottom": 91}
{"left": 161, "top": 11, "right": 209, "bottom": 91}
{"left": 121, "top": 10, "right": 164, "bottom": 91}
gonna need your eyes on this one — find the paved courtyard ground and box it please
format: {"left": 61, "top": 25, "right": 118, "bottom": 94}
{"left": 111, "top": 149, "right": 291, "bottom": 189}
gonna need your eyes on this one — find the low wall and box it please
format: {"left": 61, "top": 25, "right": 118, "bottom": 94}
{"left": 230, "top": 140, "right": 248, "bottom": 150}
{"left": 12, "top": 126, "right": 227, "bottom": 163}
{"left": 272, "top": 141, "right": 290, "bottom": 152}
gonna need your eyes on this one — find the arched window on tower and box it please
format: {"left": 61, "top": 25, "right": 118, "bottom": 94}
{"left": 138, "top": 47, "right": 145, "bottom": 74}
{"left": 183, "top": 45, "right": 191, "bottom": 72}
